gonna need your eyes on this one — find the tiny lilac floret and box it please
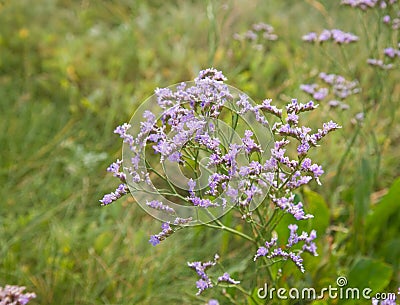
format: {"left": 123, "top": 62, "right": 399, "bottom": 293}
{"left": 217, "top": 272, "right": 241, "bottom": 284}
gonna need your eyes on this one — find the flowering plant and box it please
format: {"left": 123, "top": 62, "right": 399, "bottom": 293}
{"left": 0, "top": 285, "right": 36, "bottom": 305}
{"left": 100, "top": 68, "right": 340, "bottom": 303}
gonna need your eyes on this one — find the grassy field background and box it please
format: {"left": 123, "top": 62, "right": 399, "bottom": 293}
{"left": 1, "top": 0, "right": 399, "bottom": 304}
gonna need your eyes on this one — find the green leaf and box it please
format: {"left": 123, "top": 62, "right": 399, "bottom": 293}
{"left": 336, "top": 258, "right": 393, "bottom": 305}
{"left": 302, "top": 188, "right": 330, "bottom": 237}
{"left": 275, "top": 189, "right": 330, "bottom": 242}
{"left": 366, "top": 177, "right": 400, "bottom": 246}
{"left": 347, "top": 257, "right": 393, "bottom": 293}
{"left": 354, "top": 158, "right": 372, "bottom": 224}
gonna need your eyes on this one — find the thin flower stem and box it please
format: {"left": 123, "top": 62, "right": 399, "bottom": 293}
{"left": 145, "top": 159, "right": 178, "bottom": 194}
{"left": 333, "top": 125, "right": 360, "bottom": 189}
{"left": 204, "top": 222, "right": 255, "bottom": 243}
{"left": 232, "top": 285, "right": 262, "bottom": 305}
{"left": 207, "top": 0, "right": 218, "bottom": 66}
{"left": 248, "top": 215, "right": 266, "bottom": 244}
{"left": 261, "top": 256, "right": 275, "bottom": 285}
{"left": 338, "top": 45, "right": 352, "bottom": 74}
{"left": 264, "top": 206, "right": 279, "bottom": 231}
{"left": 230, "top": 111, "right": 239, "bottom": 143}
{"left": 268, "top": 210, "right": 286, "bottom": 232}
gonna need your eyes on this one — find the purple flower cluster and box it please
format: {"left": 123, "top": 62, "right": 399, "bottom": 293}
{"left": 102, "top": 70, "right": 338, "bottom": 222}
{"left": 230, "top": 98, "right": 338, "bottom": 219}
{"left": 187, "top": 254, "right": 241, "bottom": 295}
{"left": 0, "top": 285, "right": 36, "bottom": 305}
{"left": 101, "top": 69, "right": 341, "bottom": 295}
{"left": 99, "top": 184, "right": 128, "bottom": 206}
{"left": 300, "top": 72, "right": 360, "bottom": 110}
{"left": 234, "top": 22, "right": 278, "bottom": 42}
{"left": 372, "top": 297, "right": 397, "bottom": 305}
{"left": 382, "top": 13, "right": 400, "bottom": 29}
{"left": 302, "top": 29, "right": 359, "bottom": 44}
{"left": 235, "top": 98, "right": 338, "bottom": 221}
{"left": 367, "top": 58, "right": 394, "bottom": 70}
{"left": 106, "top": 159, "right": 126, "bottom": 182}
{"left": 149, "top": 216, "right": 193, "bottom": 246}
{"left": 233, "top": 22, "right": 278, "bottom": 50}
{"left": 369, "top": 44, "right": 400, "bottom": 69}
{"left": 146, "top": 200, "right": 176, "bottom": 214}
{"left": 217, "top": 272, "right": 241, "bottom": 285}
{"left": 254, "top": 225, "right": 318, "bottom": 273}
{"left": 149, "top": 222, "right": 174, "bottom": 246}
{"left": 187, "top": 254, "right": 219, "bottom": 295}
{"left": 341, "top": 0, "right": 397, "bottom": 10}
{"left": 384, "top": 46, "right": 400, "bottom": 58}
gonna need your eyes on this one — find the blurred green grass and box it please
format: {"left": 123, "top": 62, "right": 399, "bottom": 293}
{"left": 1, "top": 0, "right": 399, "bottom": 304}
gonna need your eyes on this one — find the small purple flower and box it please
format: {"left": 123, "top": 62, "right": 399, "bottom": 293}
{"left": 287, "top": 113, "right": 299, "bottom": 125}
{"left": 318, "top": 29, "right": 332, "bottom": 42}
{"left": 207, "top": 300, "right": 219, "bottom": 305}
{"left": 255, "top": 225, "right": 317, "bottom": 273}
{"left": 383, "top": 15, "right": 391, "bottom": 24}
{"left": 302, "top": 32, "right": 318, "bottom": 42}
{"left": 242, "top": 130, "right": 262, "bottom": 153}
{"left": 149, "top": 223, "right": 174, "bottom": 246}
{"left": 300, "top": 83, "right": 317, "bottom": 94}
{"left": 217, "top": 272, "right": 241, "bottom": 284}
{"left": 288, "top": 252, "right": 305, "bottom": 273}
{"left": 384, "top": 47, "right": 397, "bottom": 58}
{"left": 161, "top": 222, "right": 170, "bottom": 230}
{"left": 188, "top": 179, "right": 196, "bottom": 197}
{"left": 270, "top": 194, "right": 313, "bottom": 220}
{"left": 242, "top": 184, "right": 262, "bottom": 205}
{"left": 146, "top": 200, "right": 176, "bottom": 214}
{"left": 313, "top": 87, "right": 329, "bottom": 100}
{"left": 297, "top": 141, "right": 310, "bottom": 156}
{"left": 258, "top": 98, "right": 283, "bottom": 117}
{"left": 253, "top": 246, "right": 268, "bottom": 261}
{"left": 99, "top": 184, "right": 128, "bottom": 206}
{"left": 222, "top": 143, "right": 242, "bottom": 176}
{"left": 149, "top": 235, "right": 160, "bottom": 246}
{"left": 331, "top": 29, "right": 359, "bottom": 44}
{"left": 328, "top": 100, "right": 340, "bottom": 107}
{"left": 341, "top": 0, "right": 378, "bottom": 9}
{"left": 367, "top": 58, "right": 393, "bottom": 70}
{"left": 188, "top": 255, "right": 219, "bottom": 295}
{"left": 196, "top": 279, "right": 212, "bottom": 295}
{"left": 0, "top": 285, "right": 36, "bottom": 305}
{"left": 244, "top": 30, "right": 257, "bottom": 41}
{"left": 226, "top": 186, "right": 238, "bottom": 202}
{"left": 107, "top": 159, "right": 126, "bottom": 183}
{"left": 173, "top": 217, "right": 193, "bottom": 225}
{"left": 237, "top": 94, "right": 254, "bottom": 114}
{"left": 354, "top": 112, "right": 365, "bottom": 122}
{"left": 304, "top": 29, "right": 358, "bottom": 44}
{"left": 168, "top": 151, "right": 182, "bottom": 163}
{"left": 207, "top": 173, "right": 229, "bottom": 196}
{"left": 195, "top": 68, "right": 227, "bottom": 82}
{"left": 189, "top": 196, "right": 219, "bottom": 208}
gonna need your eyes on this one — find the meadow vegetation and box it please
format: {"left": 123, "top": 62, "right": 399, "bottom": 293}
{"left": 1, "top": 1, "right": 399, "bottom": 304}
